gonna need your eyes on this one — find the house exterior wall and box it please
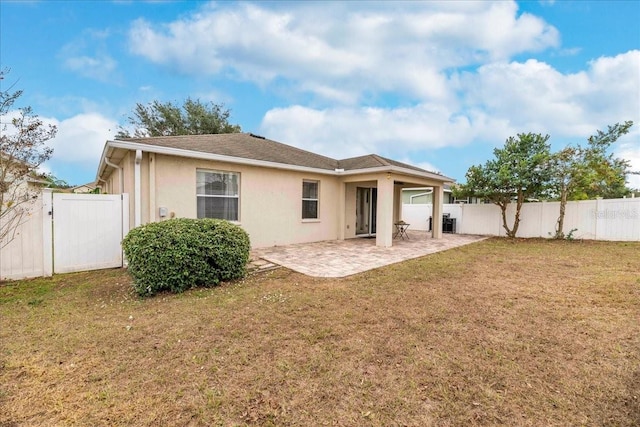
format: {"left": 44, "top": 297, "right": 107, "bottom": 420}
{"left": 402, "top": 189, "right": 457, "bottom": 204}
{"left": 134, "top": 154, "right": 342, "bottom": 248}
{"left": 71, "top": 185, "right": 95, "bottom": 194}
{"left": 410, "top": 192, "right": 431, "bottom": 204}
{"left": 104, "top": 165, "right": 118, "bottom": 195}
{"left": 101, "top": 149, "right": 451, "bottom": 248}
{"left": 402, "top": 189, "right": 431, "bottom": 204}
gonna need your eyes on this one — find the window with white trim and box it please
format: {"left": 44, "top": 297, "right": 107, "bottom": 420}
{"left": 302, "top": 180, "right": 319, "bottom": 219}
{"left": 196, "top": 169, "right": 239, "bottom": 221}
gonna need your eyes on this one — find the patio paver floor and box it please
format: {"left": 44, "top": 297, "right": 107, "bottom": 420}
{"left": 251, "top": 232, "right": 488, "bottom": 278}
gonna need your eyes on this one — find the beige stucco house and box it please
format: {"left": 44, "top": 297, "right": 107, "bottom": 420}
{"left": 95, "top": 133, "right": 454, "bottom": 248}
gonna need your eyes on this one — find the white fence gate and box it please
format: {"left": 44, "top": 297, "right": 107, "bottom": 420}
{"left": 0, "top": 190, "right": 129, "bottom": 280}
{"left": 51, "top": 192, "right": 129, "bottom": 274}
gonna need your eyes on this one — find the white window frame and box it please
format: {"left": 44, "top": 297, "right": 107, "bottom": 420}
{"left": 302, "top": 179, "right": 319, "bottom": 221}
{"left": 196, "top": 169, "right": 240, "bottom": 222}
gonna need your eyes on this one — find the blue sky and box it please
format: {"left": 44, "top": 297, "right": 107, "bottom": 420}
{"left": 1, "top": 0, "right": 639, "bottom": 188}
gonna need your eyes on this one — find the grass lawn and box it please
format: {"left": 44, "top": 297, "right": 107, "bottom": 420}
{"left": 1, "top": 238, "right": 639, "bottom": 426}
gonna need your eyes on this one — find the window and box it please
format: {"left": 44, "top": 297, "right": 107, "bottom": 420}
{"left": 302, "top": 180, "right": 319, "bottom": 219}
{"left": 196, "top": 169, "right": 239, "bottom": 221}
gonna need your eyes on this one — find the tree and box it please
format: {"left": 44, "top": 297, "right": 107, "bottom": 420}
{"left": 548, "top": 121, "right": 633, "bottom": 238}
{"left": 116, "top": 98, "right": 241, "bottom": 138}
{"left": 453, "top": 133, "right": 551, "bottom": 238}
{"left": 581, "top": 121, "right": 632, "bottom": 199}
{"left": 546, "top": 145, "right": 582, "bottom": 239}
{"left": 0, "top": 69, "right": 57, "bottom": 247}
{"left": 40, "top": 172, "right": 72, "bottom": 189}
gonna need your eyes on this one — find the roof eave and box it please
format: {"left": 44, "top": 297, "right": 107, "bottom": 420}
{"left": 97, "top": 140, "right": 338, "bottom": 178}
{"left": 337, "top": 165, "right": 455, "bottom": 183}
{"left": 95, "top": 139, "right": 455, "bottom": 183}
{"left": 95, "top": 140, "right": 117, "bottom": 182}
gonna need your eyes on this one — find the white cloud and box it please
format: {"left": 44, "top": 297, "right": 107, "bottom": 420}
{"left": 405, "top": 160, "right": 441, "bottom": 175}
{"left": 0, "top": 110, "right": 115, "bottom": 183}
{"left": 29, "top": 113, "right": 117, "bottom": 183}
{"left": 59, "top": 29, "right": 118, "bottom": 83}
{"left": 63, "top": 54, "right": 117, "bottom": 82}
{"left": 260, "top": 104, "right": 490, "bottom": 159}
{"left": 128, "top": 1, "right": 559, "bottom": 103}
{"left": 260, "top": 50, "right": 639, "bottom": 171}
{"left": 460, "top": 50, "right": 640, "bottom": 138}
{"left": 45, "top": 113, "right": 117, "bottom": 164}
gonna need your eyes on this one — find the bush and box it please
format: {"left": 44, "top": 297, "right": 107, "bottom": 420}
{"left": 122, "top": 218, "right": 250, "bottom": 296}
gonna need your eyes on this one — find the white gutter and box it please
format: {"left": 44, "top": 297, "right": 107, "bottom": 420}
{"left": 336, "top": 165, "right": 455, "bottom": 182}
{"left": 104, "top": 157, "right": 124, "bottom": 194}
{"left": 134, "top": 149, "right": 142, "bottom": 227}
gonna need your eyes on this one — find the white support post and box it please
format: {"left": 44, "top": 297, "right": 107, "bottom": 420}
{"left": 432, "top": 185, "right": 443, "bottom": 239}
{"left": 376, "top": 176, "right": 394, "bottom": 247}
{"left": 338, "top": 182, "right": 346, "bottom": 240}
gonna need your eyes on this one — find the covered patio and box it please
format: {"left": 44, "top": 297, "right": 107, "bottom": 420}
{"left": 338, "top": 170, "right": 450, "bottom": 248}
{"left": 251, "top": 231, "right": 487, "bottom": 278}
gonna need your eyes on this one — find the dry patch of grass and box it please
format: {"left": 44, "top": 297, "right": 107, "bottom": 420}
{"left": 1, "top": 238, "right": 639, "bottom": 426}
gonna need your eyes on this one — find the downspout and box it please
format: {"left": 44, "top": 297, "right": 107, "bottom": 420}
{"left": 104, "top": 157, "right": 124, "bottom": 194}
{"left": 134, "top": 149, "right": 142, "bottom": 227}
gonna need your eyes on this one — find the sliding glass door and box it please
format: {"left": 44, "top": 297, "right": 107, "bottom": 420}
{"left": 356, "top": 187, "right": 377, "bottom": 236}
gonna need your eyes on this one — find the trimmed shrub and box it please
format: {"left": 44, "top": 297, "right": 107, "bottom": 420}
{"left": 122, "top": 218, "right": 250, "bottom": 296}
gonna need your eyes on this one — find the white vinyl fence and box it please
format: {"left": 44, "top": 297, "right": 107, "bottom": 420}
{"left": 0, "top": 196, "right": 47, "bottom": 280}
{"left": 402, "top": 204, "right": 462, "bottom": 231}
{"left": 0, "top": 189, "right": 129, "bottom": 280}
{"left": 403, "top": 198, "right": 640, "bottom": 241}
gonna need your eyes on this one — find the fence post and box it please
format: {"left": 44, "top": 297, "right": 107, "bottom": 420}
{"left": 541, "top": 200, "right": 547, "bottom": 238}
{"left": 42, "top": 189, "right": 53, "bottom": 277}
{"left": 594, "top": 197, "right": 602, "bottom": 240}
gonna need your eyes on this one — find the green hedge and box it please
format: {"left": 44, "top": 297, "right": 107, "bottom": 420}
{"left": 122, "top": 218, "right": 250, "bottom": 296}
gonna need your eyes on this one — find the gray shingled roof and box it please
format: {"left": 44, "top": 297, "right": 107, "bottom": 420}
{"left": 337, "top": 154, "right": 427, "bottom": 173}
{"left": 122, "top": 133, "right": 338, "bottom": 170}
{"left": 119, "top": 133, "right": 437, "bottom": 175}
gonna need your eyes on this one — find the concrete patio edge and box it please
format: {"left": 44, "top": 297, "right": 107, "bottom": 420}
{"left": 251, "top": 232, "right": 488, "bottom": 278}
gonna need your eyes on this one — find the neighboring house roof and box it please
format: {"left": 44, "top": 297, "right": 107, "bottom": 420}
{"left": 71, "top": 182, "right": 97, "bottom": 192}
{"left": 97, "top": 133, "right": 454, "bottom": 182}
